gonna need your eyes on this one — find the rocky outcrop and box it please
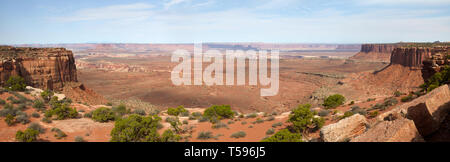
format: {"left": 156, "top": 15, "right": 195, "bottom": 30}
{"left": 62, "top": 82, "right": 107, "bottom": 105}
{"left": 351, "top": 118, "right": 424, "bottom": 142}
{"left": 0, "top": 46, "right": 77, "bottom": 91}
{"left": 349, "top": 44, "right": 402, "bottom": 62}
{"left": 390, "top": 47, "right": 449, "bottom": 69}
{"left": 320, "top": 114, "right": 368, "bottom": 142}
{"left": 377, "top": 84, "right": 450, "bottom": 136}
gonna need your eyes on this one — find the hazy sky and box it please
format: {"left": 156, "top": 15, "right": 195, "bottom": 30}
{"left": 1, "top": 0, "right": 449, "bottom": 44}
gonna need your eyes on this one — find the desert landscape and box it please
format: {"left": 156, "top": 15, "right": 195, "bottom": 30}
{"left": 0, "top": 42, "right": 449, "bottom": 142}
{"left": 1, "top": 0, "right": 449, "bottom": 143}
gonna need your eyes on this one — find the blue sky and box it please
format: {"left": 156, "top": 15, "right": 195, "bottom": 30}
{"left": 1, "top": 0, "right": 449, "bottom": 44}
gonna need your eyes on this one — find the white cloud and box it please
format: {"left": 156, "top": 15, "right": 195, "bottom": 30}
{"left": 164, "top": 0, "right": 190, "bottom": 9}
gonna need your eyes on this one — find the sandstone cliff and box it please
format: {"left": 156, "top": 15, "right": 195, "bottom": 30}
{"left": 0, "top": 46, "right": 77, "bottom": 91}
{"left": 349, "top": 44, "right": 402, "bottom": 62}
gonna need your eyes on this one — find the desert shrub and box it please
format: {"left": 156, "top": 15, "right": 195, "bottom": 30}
{"left": 255, "top": 118, "right": 264, "bottom": 124}
{"left": 167, "top": 105, "right": 187, "bottom": 116}
{"left": 203, "top": 105, "right": 234, "bottom": 120}
{"left": 245, "top": 113, "right": 258, "bottom": 118}
{"left": 27, "top": 122, "right": 45, "bottom": 134}
{"left": 112, "top": 104, "right": 128, "bottom": 117}
{"left": 323, "top": 94, "right": 345, "bottom": 109}
{"left": 106, "top": 102, "right": 113, "bottom": 106}
{"left": 32, "top": 99, "right": 45, "bottom": 111}
{"left": 110, "top": 114, "right": 173, "bottom": 142}
{"left": 0, "top": 104, "right": 20, "bottom": 117}
{"left": 368, "top": 111, "right": 379, "bottom": 118}
{"left": 17, "top": 104, "right": 27, "bottom": 111}
{"left": 227, "top": 120, "right": 235, "bottom": 124}
{"left": 349, "top": 101, "right": 355, "bottom": 105}
{"left": 41, "top": 117, "right": 52, "bottom": 123}
{"left": 16, "top": 128, "right": 39, "bottom": 142}
{"left": 52, "top": 128, "right": 67, "bottom": 139}
{"left": 83, "top": 111, "right": 93, "bottom": 118}
{"left": 160, "top": 129, "right": 181, "bottom": 142}
{"left": 7, "top": 96, "right": 21, "bottom": 104}
{"left": 420, "top": 65, "right": 450, "bottom": 92}
{"left": 367, "top": 98, "right": 376, "bottom": 102}
{"left": 351, "top": 106, "right": 367, "bottom": 115}
{"left": 75, "top": 136, "right": 84, "bottom": 142}
{"left": 197, "top": 131, "right": 214, "bottom": 140}
{"left": 265, "top": 116, "right": 275, "bottom": 121}
{"left": 318, "top": 109, "right": 330, "bottom": 117}
{"left": 182, "top": 120, "right": 188, "bottom": 125}
{"left": 248, "top": 125, "right": 254, "bottom": 128}
{"left": 5, "top": 76, "right": 26, "bottom": 91}
{"left": 401, "top": 94, "right": 415, "bottom": 102}
{"left": 92, "top": 107, "right": 115, "bottom": 122}
{"left": 12, "top": 92, "right": 32, "bottom": 103}
{"left": 40, "top": 89, "right": 54, "bottom": 102}
{"left": 239, "top": 114, "right": 244, "bottom": 118}
{"left": 340, "top": 111, "right": 354, "bottom": 120}
{"left": 212, "top": 122, "right": 228, "bottom": 129}
{"left": 16, "top": 113, "right": 30, "bottom": 124}
{"left": 384, "top": 97, "right": 398, "bottom": 107}
{"left": 394, "top": 91, "right": 402, "bottom": 97}
{"left": 0, "top": 99, "right": 5, "bottom": 105}
{"left": 5, "top": 114, "right": 15, "bottom": 126}
{"left": 230, "top": 131, "right": 246, "bottom": 138}
{"left": 133, "top": 109, "right": 146, "bottom": 116}
{"left": 198, "top": 116, "right": 208, "bottom": 122}
{"left": 266, "top": 128, "right": 275, "bottom": 135}
{"left": 241, "top": 121, "right": 247, "bottom": 125}
{"left": 191, "top": 112, "right": 202, "bottom": 117}
{"left": 31, "top": 112, "right": 40, "bottom": 118}
{"left": 188, "top": 115, "right": 196, "bottom": 120}
{"left": 47, "top": 104, "right": 79, "bottom": 120}
{"left": 288, "top": 104, "right": 324, "bottom": 133}
{"left": 180, "top": 111, "right": 190, "bottom": 117}
{"left": 272, "top": 122, "right": 283, "bottom": 128}
{"left": 261, "top": 129, "right": 302, "bottom": 142}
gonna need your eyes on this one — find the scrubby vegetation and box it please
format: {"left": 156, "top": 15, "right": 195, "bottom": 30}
{"left": 5, "top": 76, "right": 26, "bottom": 91}
{"left": 16, "top": 128, "right": 39, "bottom": 142}
{"left": 420, "top": 65, "right": 450, "bottom": 92}
{"left": 52, "top": 128, "right": 67, "bottom": 139}
{"left": 203, "top": 105, "right": 234, "bottom": 121}
{"left": 401, "top": 94, "right": 415, "bottom": 102}
{"left": 197, "top": 131, "right": 214, "bottom": 140}
{"left": 272, "top": 122, "right": 283, "bottom": 128}
{"left": 261, "top": 129, "right": 302, "bottom": 142}
{"left": 245, "top": 113, "right": 258, "bottom": 118}
{"left": 44, "top": 103, "right": 78, "bottom": 120}
{"left": 91, "top": 107, "right": 116, "bottom": 122}
{"left": 40, "top": 89, "right": 54, "bottom": 102}
{"left": 110, "top": 114, "right": 180, "bottom": 142}
{"left": 266, "top": 128, "right": 275, "bottom": 135}
{"left": 323, "top": 94, "right": 345, "bottom": 109}
{"left": 32, "top": 99, "right": 45, "bottom": 111}
{"left": 230, "top": 131, "right": 246, "bottom": 138}
{"left": 5, "top": 114, "right": 15, "bottom": 126}
{"left": 27, "top": 123, "right": 45, "bottom": 134}
{"left": 167, "top": 105, "right": 187, "bottom": 116}
{"left": 288, "top": 104, "right": 324, "bottom": 133}
{"left": 75, "top": 136, "right": 85, "bottom": 142}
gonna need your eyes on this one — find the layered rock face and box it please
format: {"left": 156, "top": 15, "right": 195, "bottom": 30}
{"left": 390, "top": 47, "right": 449, "bottom": 68}
{"left": 0, "top": 46, "right": 77, "bottom": 91}
{"left": 349, "top": 44, "right": 402, "bottom": 62}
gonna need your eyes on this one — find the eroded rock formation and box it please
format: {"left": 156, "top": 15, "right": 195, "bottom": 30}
{"left": 349, "top": 44, "right": 402, "bottom": 62}
{"left": 320, "top": 114, "right": 368, "bottom": 142}
{"left": 0, "top": 46, "right": 77, "bottom": 91}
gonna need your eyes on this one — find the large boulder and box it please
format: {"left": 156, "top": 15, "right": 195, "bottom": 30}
{"left": 352, "top": 118, "right": 423, "bottom": 142}
{"left": 320, "top": 114, "right": 368, "bottom": 142}
{"left": 377, "top": 84, "right": 450, "bottom": 136}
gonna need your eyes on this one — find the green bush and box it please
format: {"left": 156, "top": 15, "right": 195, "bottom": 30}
{"left": 0, "top": 99, "right": 5, "bottom": 105}
{"left": 16, "top": 113, "right": 30, "bottom": 124}
{"left": 245, "top": 113, "right": 258, "bottom": 118}
{"left": 32, "top": 99, "right": 45, "bottom": 111}
{"left": 160, "top": 129, "right": 181, "bottom": 142}
{"left": 40, "top": 90, "right": 54, "bottom": 102}
{"left": 261, "top": 129, "right": 302, "bottom": 142}
{"left": 323, "top": 94, "right": 345, "bottom": 108}
{"left": 212, "top": 122, "right": 228, "bottom": 129}
{"left": 203, "top": 105, "right": 234, "bottom": 120}
{"left": 288, "top": 104, "right": 324, "bottom": 133}
{"left": 241, "top": 121, "right": 247, "bottom": 125}
{"left": 318, "top": 109, "right": 330, "bottom": 117}
{"left": 272, "top": 122, "right": 283, "bottom": 128}
{"left": 420, "top": 65, "right": 450, "bottom": 93}
{"left": 167, "top": 105, "right": 187, "bottom": 116}
{"left": 27, "top": 122, "right": 45, "bottom": 134}
{"left": 133, "top": 109, "right": 146, "bottom": 116}
{"left": 5, "top": 76, "right": 26, "bottom": 91}
{"left": 41, "top": 117, "right": 52, "bottom": 123}
{"left": 266, "top": 128, "right": 275, "bottom": 135}
{"left": 368, "top": 111, "right": 379, "bottom": 118}
{"left": 46, "top": 104, "right": 79, "bottom": 120}
{"left": 16, "top": 128, "right": 39, "bottom": 142}
{"left": 394, "top": 91, "right": 402, "bottom": 97}
{"left": 52, "top": 128, "right": 67, "bottom": 139}
{"left": 92, "top": 107, "right": 115, "bottom": 122}
{"left": 112, "top": 104, "right": 128, "bottom": 117}
{"left": 351, "top": 106, "right": 367, "bottom": 115}
{"left": 197, "top": 131, "right": 214, "bottom": 140}
{"left": 31, "top": 112, "right": 40, "bottom": 118}
{"left": 230, "top": 131, "right": 246, "bottom": 138}
{"left": 265, "top": 116, "right": 275, "bottom": 121}
{"left": 401, "top": 94, "right": 415, "bottom": 102}
{"left": 340, "top": 111, "right": 354, "bottom": 120}
{"left": 110, "top": 114, "right": 177, "bottom": 142}
{"left": 5, "top": 114, "right": 15, "bottom": 126}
